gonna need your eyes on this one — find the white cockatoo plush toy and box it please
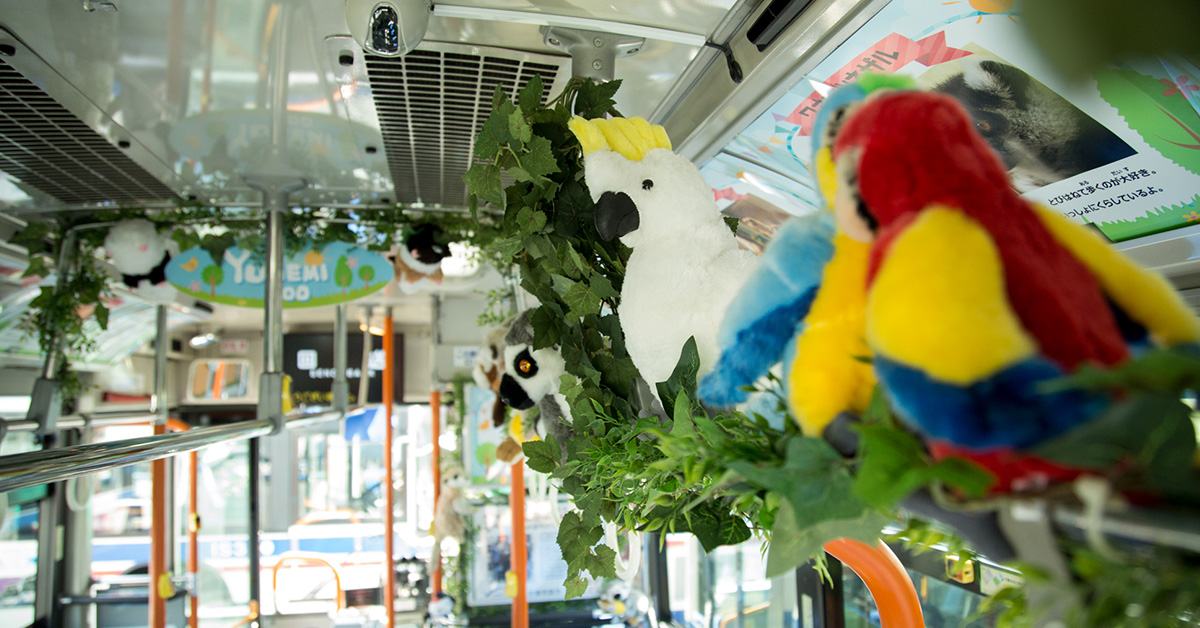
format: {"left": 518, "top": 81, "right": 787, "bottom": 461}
{"left": 568, "top": 117, "right": 758, "bottom": 388}
{"left": 103, "top": 218, "right": 179, "bottom": 304}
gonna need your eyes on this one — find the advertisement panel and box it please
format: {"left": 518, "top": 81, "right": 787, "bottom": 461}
{"left": 708, "top": 0, "right": 1200, "bottom": 243}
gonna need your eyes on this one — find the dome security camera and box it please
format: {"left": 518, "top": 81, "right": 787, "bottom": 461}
{"left": 345, "top": 0, "right": 431, "bottom": 56}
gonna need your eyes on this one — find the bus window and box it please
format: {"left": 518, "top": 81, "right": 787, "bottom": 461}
{"left": 192, "top": 440, "right": 252, "bottom": 625}
{"left": 188, "top": 360, "right": 252, "bottom": 401}
{"left": 667, "top": 533, "right": 800, "bottom": 628}
{"left": 0, "top": 432, "right": 40, "bottom": 627}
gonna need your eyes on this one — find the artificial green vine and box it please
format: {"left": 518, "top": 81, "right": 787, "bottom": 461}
{"left": 12, "top": 205, "right": 500, "bottom": 409}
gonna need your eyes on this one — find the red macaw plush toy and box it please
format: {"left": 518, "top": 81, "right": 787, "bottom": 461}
{"left": 826, "top": 90, "right": 1200, "bottom": 491}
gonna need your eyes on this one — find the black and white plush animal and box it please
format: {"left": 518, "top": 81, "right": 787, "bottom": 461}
{"left": 934, "top": 59, "right": 1135, "bottom": 192}
{"left": 103, "top": 218, "right": 178, "bottom": 304}
{"left": 497, "top": 309, "right": 574, "bottom": 457}
{"left": 392, "top": 223, "right": 453, "bottom": 294}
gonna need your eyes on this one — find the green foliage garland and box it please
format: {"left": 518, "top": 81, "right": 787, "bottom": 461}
{"left": 12, "top": 205, "right": 500, "bottom": 408}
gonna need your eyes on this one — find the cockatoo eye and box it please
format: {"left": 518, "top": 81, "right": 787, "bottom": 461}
{"left": 642, "top": 179, "right": 653, "bottom": 190}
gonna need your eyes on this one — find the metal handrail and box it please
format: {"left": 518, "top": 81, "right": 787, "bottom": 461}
{"left": 0, "top": 407, "right": 354, "bottom": 494}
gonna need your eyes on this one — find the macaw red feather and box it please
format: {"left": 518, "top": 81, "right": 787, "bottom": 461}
{"left": 839, "top": 92, "right": 1128, "bottom": 371}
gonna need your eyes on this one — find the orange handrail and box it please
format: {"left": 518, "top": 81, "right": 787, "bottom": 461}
{"left": 225, "top": 600, "right": 259, "bottom": 628}
{"left": 383, "top": 316, "right": 397, "bottom": 628}
{"left": 718, "top": 601, "right": 771, "bottom": 628}
{"left": 510, "top": 460, "right": 528, "bottom": 628}
{"left": 823, "top": 539, "right": 924, "bottom": 628}
{"left": 271, "top": 554, "right": 345, "bottom": 613}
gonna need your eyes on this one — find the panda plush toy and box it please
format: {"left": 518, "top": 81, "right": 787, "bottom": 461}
{"left": 497, "top": 309, "right": 574, "bottom": 458}
{"left": 103, "top": 218, "right": 178, "bottom": 304}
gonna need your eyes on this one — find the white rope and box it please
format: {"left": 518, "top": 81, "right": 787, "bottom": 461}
{"left": 603, "top": 521, "right": 643, "bottom": 582}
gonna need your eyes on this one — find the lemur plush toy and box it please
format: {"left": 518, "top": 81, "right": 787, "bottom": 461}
{"left": 392, "top": 223, "right": 451, "bottom": 294}
{"left": 103, "top": 218, "right": 178, "bottom": 304}
{"left": 497, "top": 309, "right": 574, "bottom": 458}
{"left": 826, "top": 88, "right": 1200, "bottom": 491}
{"left": 568, "top": 117, "right": 758, "bottom": 389}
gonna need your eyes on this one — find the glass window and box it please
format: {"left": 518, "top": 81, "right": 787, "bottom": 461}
{"left": 0, "top": 432, "right": 40, "bottom": 627}
{"left": 193, "top": 439, "right": 252, "bottom": 627}
{"left": 842, "top": 565, "right": 992, "bottom": 628}
{"left": 667, "top": 533, "right": 799, "bottom": 628}
{"left": 188, "top": 360, "right": 252, "bottom": 401}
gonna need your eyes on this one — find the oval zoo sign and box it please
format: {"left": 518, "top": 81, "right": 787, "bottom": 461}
{"left": 166, "top": 241, "right": 394, "bottom": 308}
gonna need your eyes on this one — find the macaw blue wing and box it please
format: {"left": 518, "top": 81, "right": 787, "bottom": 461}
{"left": 699, "top": 212, "right": 836, "bottom": 407}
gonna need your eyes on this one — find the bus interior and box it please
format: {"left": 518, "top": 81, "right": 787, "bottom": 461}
{"left": 0, "top": 1, "right": 1198, "bottom": 627}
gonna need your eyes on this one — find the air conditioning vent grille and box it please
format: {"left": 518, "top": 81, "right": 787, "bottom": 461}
{"left": 0, "top": 59, "right": 179, "bottom": 205}
{"left": 366, "top": 47, "right": 566, "bottom": 208}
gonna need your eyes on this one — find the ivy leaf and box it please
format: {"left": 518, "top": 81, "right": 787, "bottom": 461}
{"left": 590, "top": 544, "right": 619, "bottom": 579}
{"left": 94, "top": 303, "right": 109, "bottom": 331}
{"left": 724, "top": 215, "right": 740, "bottom": 235}
{"left": 518, "top": 74, "right": 544, "bottom": 115}
{"left": 553, "top": 181, "right": 595, "bottom": 239}
{"left": 199, "top": 232, "right": 237, "bottom": 269}
{"left": 1040, "top": 347, "right": 1200, "bottom": 395}
{"left": 563, "top": 574, "right": 589, "bottom": 600}
{"left": 516, "top": 207, "right": 548, "bottom": 237}
{"left": 463, "top": 163, "right": 505, "bottom": 209}
{"left": 508, "top": 108, "right": 533, "bottom": 145}
{"left": 558, "top": 511, "right": 603, "bottom": 560}
{"left": 475, "top": 92, "right": 515, "bottom": 159}
{"left": 588, "top": 272, "right": 618, "bottom": 302}
{"left": 672, "top": 500, "right": 751, "bottom": 552}
{"left": 766, "top": 499, "right": 889, "bottom": 578}
{"left": 563, "top": 280, "right": 603, "bottom": 319}
{"left": 656, "top": 337, "right": 700, "bottom": 418}
{"left": 574, "top": 79, "right": 623, "bottom": 118}
{"left": 522, "top": 135, "right": 560, "bottom": 179}
{"left": 853, "top": 422, "right": 994, "bottom": 508}
{"left": 523, "top": 434, "right": 560, "bottom": 473}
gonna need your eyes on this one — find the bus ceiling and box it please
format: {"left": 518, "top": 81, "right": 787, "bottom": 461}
{"left": 0, "top": 0, "right": 837, "bottom": 213}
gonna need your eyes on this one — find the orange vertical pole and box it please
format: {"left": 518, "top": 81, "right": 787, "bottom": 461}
{"left": 383, "top": 315, "right": 396, "bottom": 628}
{"left": 166, "top": 419, "right": 199, "bottom": 628}
{"left": 431, "top": 389, "right": 442, "bottom": 596}
{"left": 510, "top": 461, "right": 528, "bottom": 628}
{"left": 149, "top": 423, "right": 168, "bottom": 628}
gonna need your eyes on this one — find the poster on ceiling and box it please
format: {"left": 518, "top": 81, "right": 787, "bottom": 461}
{"left": 166, "top": 240, "right": 394, "bottom": 307}
{"left": 714, "top": 0, "right": 1200, "bottom": 243}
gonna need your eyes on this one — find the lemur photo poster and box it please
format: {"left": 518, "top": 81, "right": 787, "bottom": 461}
{"left": 718, "top": 0, "right": 1200, "bottom": 243}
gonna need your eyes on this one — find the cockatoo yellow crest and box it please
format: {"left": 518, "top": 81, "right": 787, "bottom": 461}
{"left": 568, "top": 116, "right": 671, "bottom": 161}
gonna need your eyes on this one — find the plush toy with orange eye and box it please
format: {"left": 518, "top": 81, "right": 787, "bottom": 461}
{"left": 497, "top": 309, "right": 575, "bottom": 458}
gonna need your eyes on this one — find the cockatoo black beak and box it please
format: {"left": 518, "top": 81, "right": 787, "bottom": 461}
{"left": 499, "top": 374, "right": 535, "bottom": 410}
{"left": 595, "top": 191, "right": 640, "bottom": 241}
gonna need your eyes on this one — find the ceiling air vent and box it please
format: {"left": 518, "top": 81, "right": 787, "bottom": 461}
{"left": 0, "top": 57, "right": 178, "bottom": 205}
{"left": 365, "top": 43, "right": 568, "bottom": 207}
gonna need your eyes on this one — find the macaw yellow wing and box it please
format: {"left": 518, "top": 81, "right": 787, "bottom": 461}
{"left": 866, "top": 207, "right": 1039, "bottom": 385}
{"left": 788, "top": 234, "right": 875, "bottom": 436}
{"left": 1033, "top": 206, "right": 1200, "bottom": 346}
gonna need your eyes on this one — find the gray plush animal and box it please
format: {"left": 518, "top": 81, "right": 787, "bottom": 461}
{"left": 497, "top": 309, "right": 574, "bottom": 459}
{"left": 934, "top": 59, "right": 1135, "bottom": 192}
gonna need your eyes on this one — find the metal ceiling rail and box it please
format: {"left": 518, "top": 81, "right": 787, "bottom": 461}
{"left": 0, "top": 408, "right": 353, "bottom": 494}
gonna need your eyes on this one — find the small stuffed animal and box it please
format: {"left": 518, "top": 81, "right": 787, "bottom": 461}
{"left": 569, "top": 117, "right": 758, "bottom": 388}
{"left": 828, "top": 89, "right": 1200, "bottom": 489}
{"left": 597, "top": 580, "right": 653, "bottom": 627}
{"left": 392, "top": 223, "right": 451, "bottom": 294}
{"left": 103, "top": 218, "right": 178, "bottom": 304}
{"left": 429, "top": 465, "right": 471, "bottom": 578}
{"left": 472, "top": 318, "right": 512, "bottom": 428}
{"left": 497, "top": 309, "right": 574, "bottom": 458}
